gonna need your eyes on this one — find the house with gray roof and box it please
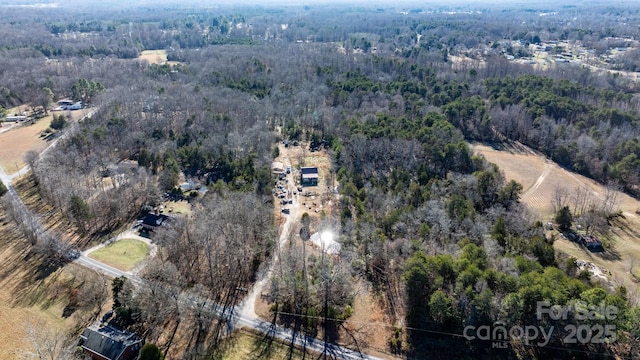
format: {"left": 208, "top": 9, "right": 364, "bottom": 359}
{"left": 79, "top": 325, "right": 142, "bottom": 360}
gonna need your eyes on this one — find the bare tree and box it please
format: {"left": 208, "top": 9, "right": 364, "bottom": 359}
{"left": 602, "top": 182, "right": 621, "bottom": 215}
{"left": 551, "top": 186, "right": 569, "bottom": 214}
{"left": 23, "top": 318, "right": 74, "bottom": 360}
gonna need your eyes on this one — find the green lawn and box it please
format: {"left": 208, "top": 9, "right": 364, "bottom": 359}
{"left": 89, "top": 239, "right": 149, "bottom": 271}
{"left": 164, "top": 200, "right": 191, "bottom": 215}
{"left": 217, "top": 328, "right": 316, "bottom": 359}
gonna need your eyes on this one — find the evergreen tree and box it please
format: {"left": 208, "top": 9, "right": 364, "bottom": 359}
{"left": 139, "top": 343, "right": 163, "bottom": 360}
{"left": 555, "top": 206, "right": 572, "bottom": 231}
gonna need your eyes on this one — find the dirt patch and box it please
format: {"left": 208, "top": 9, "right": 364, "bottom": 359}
{"left": 138, "top": 49, "right": 168, "bottom": 64}
{"left": 471, "top": 142, "right": 640, "bottom": 295}
{"left": 342, "top": 283, "right": 399, "bottom": 359}
{"left": 273, "top": 141, "right": 338, "bottom": 223}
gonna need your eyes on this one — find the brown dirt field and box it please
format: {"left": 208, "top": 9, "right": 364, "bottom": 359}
{"left": 471, "top": 142, "right": 640, "bottom": 295}
{"left": 0, "top": 119, "right": 50, "bottom": 172}
{"left": 342, "top": 284, "right": 399, "bottom": 359}
{"left": 471, "top": 143, "right": 640, "bottom": 218}
{"left": 1, "top": 170, "right": 114, "bottom": 355}
{"left": 273, "top": 141, "right": 337, "bottom": 222}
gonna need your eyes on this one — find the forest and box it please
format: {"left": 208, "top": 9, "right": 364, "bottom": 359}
{"left": 0, "top": 0, "right": 639, "bottom": 359}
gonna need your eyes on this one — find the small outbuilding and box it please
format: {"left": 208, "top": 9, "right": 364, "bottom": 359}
{"left": 271, "top": 161, "right": 285, "bottom": 174}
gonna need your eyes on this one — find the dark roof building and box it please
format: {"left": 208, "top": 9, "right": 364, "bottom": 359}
{"left": 140, "top": 213, "right": 169, "bottom": 230}
{"left": 300, "top": 167, "right": 319, "bottom": 186}
{"left": 79, "top": 325, "right": 142, "bottom": 360}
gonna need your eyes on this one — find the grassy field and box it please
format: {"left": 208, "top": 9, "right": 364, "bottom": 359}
{"left": 0, "top": 108, "right": 93, "bottom": 173}
{"left": 217, "top": 328, "right": 317, "bottom": 360}
{"left": 0, "top": 117, "right": 50, "bottom": 172}
{"left": 164, "top": 200, "right": 191, "bottom": 215}
{"left": 138, "top": 49, "right": 168, "bottom": 64}
{"left": 89, "top": 239, "right": 149, "bottom": 271}
{"left": 0, "top": 214, "right": 97, "bottom": 358}
{"left": 137, "top": 49, "right": 182, "bottom": 66}
{"left": 471, "top": 143, "right": 640, "bottom": 218}
{"left": 471, "top": 142, "right": 640, "bottom": 294}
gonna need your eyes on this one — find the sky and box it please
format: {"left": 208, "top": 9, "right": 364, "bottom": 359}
{"left": 1, "top": 0, "right": 616, "bottom": 12}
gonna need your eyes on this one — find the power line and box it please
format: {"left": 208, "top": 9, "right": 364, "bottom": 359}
{"left": 264, "top": 310, "right": 637, "bottom": 359}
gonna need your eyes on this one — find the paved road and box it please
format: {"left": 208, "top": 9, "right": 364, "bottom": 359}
{"left": 74, "top": 254, "right": 134, "bottom": 280}
{"left": 0, "top": 162, "right": 12, "bottom": 186}
{"left": 0, "top": 114, "right": 382, "bottom": 360}
{"left": 233, "top": 315, "right": 381, "bottom": 360}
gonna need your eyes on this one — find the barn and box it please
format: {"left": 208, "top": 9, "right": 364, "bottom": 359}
{"left": 300, "top": 167, "right": 319, "bottom": 186}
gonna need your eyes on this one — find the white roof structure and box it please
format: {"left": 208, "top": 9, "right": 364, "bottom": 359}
{"left": 310, "top": 231, "right": 341, "bottom": 255}
{"left": 271, "top": 161, "right": 284, "bottom": 173}
{"left": 301, "top": 167, "right": 318, "bottom": 178}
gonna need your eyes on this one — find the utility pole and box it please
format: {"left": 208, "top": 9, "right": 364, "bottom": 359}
{"left": 300, "top": 213, "right": 311, "bottom": 332}
{"left": 322, "top": 238, "right": 328, "bottom": 360}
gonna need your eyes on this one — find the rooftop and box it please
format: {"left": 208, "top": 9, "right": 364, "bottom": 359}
{"left": 80, "top": 325, "right": 142, "bottom": 360}
{"left": 141, "top": 213, "right": 169, "bottom": 227}
{"left": 301, "top": 167, "right": 319, "bottom": 178}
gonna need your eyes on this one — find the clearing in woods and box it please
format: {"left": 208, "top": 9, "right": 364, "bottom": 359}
{"left": 137, "top": 49, "right": 182, "bottom": 66}
{"left": 471, "top": 142, "right": 640, "bottom": 294}
{"left": 264, "top": 141, "right": 398, "bottom": 359}
{"left": 138, "top": 49, "right": 168, "bottom": 64}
